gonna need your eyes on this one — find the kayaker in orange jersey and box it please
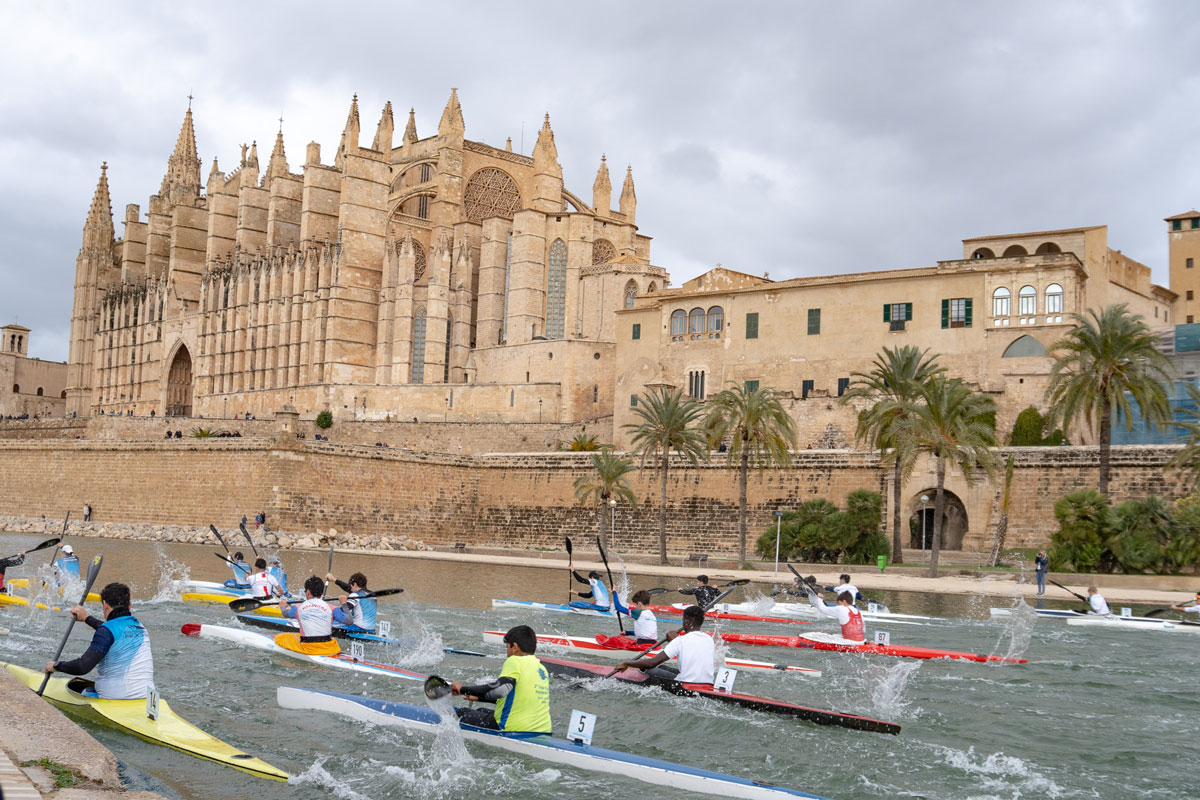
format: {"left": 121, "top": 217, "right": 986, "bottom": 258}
{"left": 614, "top": 605, "right": 716, "bottom": 685}
{"left": 812, "top": 591, "right": 865, "bottom": 643}
{"left": 275, "top": 576, "right": 339, "bottom": 656}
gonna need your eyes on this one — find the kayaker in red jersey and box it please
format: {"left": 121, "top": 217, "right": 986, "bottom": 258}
{"left": 812, "top": 591, "right": 865, "bottom": 643}
{"left": 614, "top": 605, "right": 715, "bottom": 685}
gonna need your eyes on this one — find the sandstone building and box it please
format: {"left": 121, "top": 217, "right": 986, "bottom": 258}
{"left": 65, "top": 91, "right": 666, "bottom": 423}
{"left": 1, "top": 325, "right": 66, "bottom": 418}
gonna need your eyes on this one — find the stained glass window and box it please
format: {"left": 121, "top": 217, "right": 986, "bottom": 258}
{"left": 410, "top": 308, "right": 426, "bottom": 384}
{"left": 546, "top": 240, "right": 567, "bottom": 339}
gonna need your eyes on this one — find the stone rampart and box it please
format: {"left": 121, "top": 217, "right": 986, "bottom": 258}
{"left": 0, "top": 439, "right": 1186, "bottom": 556}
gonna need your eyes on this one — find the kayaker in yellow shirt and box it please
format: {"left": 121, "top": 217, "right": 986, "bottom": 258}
{"left": 450, "top": 625, "right": 551, "bottom": 733}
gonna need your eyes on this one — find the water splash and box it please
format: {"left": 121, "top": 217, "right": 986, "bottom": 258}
{"left": 386, "top": 613, "right": 446, "bottom": 667}
{"left": 289, "top": 758, "right": 376, "bottom": 800}
{"left": 936, "top": 744, "right": 1066, "bottom": 798}
{"left": 149, "top": 545, "right": 191, "bottom": 603}
{"left": 990, "top": 566, "right": 1037, "bottom": 663}
{"left": 865, "top": 660, "right": 922, "bottom": 718}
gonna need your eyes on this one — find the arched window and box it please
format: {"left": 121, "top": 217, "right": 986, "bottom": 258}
{"left": 1045, "top": 283, "right": 1063, "bottom": 314}
{"left": 993, "top": 287, "right": 1011, "bottom": 317}
{"left": 11, "top": 384, "right": 17, "bottom": 394}
{"left": 688, "top": 307, "right": 706, "bottom": 334}
{"left": 1035, "top": 242, "right": 1061, "bottom": 255}
{"left": 972, "top": 248, "right": 995, "bottom": 259}
{"left": 410, "top": 308, "right": 427, "bottom": 384}
{"left": 670, "top": 309, "right": 687, "bottom": 336}
{"left": 546, "top": 240, "right": 567, "bottom": 339}
{"left": 1018, "top": 285, "right": 1037, "bottom": 316}
{"left": 707, "top": 306, "right": 724, "bottom": 332}
{"left": 17, "top": 335, "right": 23, "bottom": 351}
{"left": 1002, "top": 335, "right": 1049, "bottom": 358}
{"left": 647, "top": 281, "right": 657, "bottom": 293}
{"left": 36, "top": 387, "right": 43, "bottom": 396}
{"left": 60, "top": 390, "right": 66, "bottom": 399}
{"left": 1003, "top": 245, "right": 1028, "bottom": 257}
{"left": 623, "top": 279, "right": 638, "bottom": 310}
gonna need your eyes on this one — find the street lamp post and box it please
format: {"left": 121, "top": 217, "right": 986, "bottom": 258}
{"left": 920, "top": 494, "right": 930, "bottom": 563}
{"left": 772, "top": 510, "right": 784, "bottom": 576}
{"left": 609, "top": 498, "right": 617, "bottom": 553}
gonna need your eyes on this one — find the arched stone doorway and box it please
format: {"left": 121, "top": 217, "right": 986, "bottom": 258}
{"left": 166, "top": 346, "right": 193, "bottom": 417}
{"left": 909, "top": 490, "right": 968, "bottom": 550}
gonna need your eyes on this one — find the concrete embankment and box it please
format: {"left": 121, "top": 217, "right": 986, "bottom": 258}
{"left": 0, "top": 669, "right": 167, "bottom": 800}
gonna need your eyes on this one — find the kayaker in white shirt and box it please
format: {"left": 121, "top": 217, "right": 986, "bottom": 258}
{"left": 247, "top": 558, "right": 282, "bottom": 599}
{"left": 1086, "top": 586, "right": 1111, "bottom": 616}
{"left": 624, "top": 590, "right": 658, "bottom": 644}
{"left": 824, "top": 574, "right": 863, "bottom": 607}
{"left": 1170, "top": 591, "right": 1200, "bottom": 614}
{"left": 276, "top": 576, "right": 339, "bottom": 656}
{"left": 614, "top": 605, "right": 715, "bottom": 685}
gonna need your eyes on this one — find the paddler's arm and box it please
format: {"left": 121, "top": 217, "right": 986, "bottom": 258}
{"left": 451, "top": 676, "right": 515, "bottom": 704}
{"left": 616, "top": 652, "right": 670, "bottom": 672}
{"left": 47, "top": 617, "right": 111, "bottom": 675}
{"left": 811, "top": 596, "right": 840, "bottom": 619}
{"left": 571, "top": 570, "right": 590, "bottom": 586}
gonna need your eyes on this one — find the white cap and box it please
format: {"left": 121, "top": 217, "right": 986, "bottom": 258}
{"left": 61, "top": 545, "right": 74, "bottom": 555}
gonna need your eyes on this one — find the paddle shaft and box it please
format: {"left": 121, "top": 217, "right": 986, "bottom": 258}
{"left": 1, "top": 538, "right": 59, "bottom": 563}
{"left": 37, "top": 554, "right": 103, "bottom": 696}
{"left": 323, "top": 547, "right": 335, "bottom": 594}
{"left": 565, "top": 537, "right": 573, "bottom": 606}
{"left": 596, "top": 536, "right": 625, "bottom": 634}
{"left": 45, "top": 511, "right": 71, "bottom": 566}
{"left": 239, "top": 522, "right": 260, "bottom": 557}
{"left": 228, "top": 587, "right": 404, "bottom": 613}
{"left": 1049, "top": 579, "right": 1090, "bottom": 605}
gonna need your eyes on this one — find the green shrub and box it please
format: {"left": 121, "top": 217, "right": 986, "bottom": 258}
{"left": 315, "top": 410, "right": 333, "bottom": 429}
{"left": 756, "top": 493, "right": 884, "bottom": 565}
{"left": 1009, "top": 406, "right": 1066, "bottom": 447}
{"left": 191, "top": 428, "right": 215, "bottom": 438}
{"left": 1049, "top": 489, "right": 1110, "bottom": 572}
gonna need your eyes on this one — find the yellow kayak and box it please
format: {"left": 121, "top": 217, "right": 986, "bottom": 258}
{"left": 180, "top": 593, "right": 282, "bottom": 616}
{"left": 3, "top": 663, "right": 288, "bottom": 781}
{"left": 0, "top": 592, "right": 100, "bottom": 610}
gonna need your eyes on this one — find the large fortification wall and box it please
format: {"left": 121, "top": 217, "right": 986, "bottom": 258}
{"left": 0, "top": 439, "right": 1185, "bottom": 556}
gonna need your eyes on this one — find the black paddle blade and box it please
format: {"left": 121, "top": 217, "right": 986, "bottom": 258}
{"left": 239, "top": 522, "right": 259, "bottom": 556}
{"left": 721, "top": 579, "right": 751, "bottom": 588}
{"left": 209, "top": 525, "right": 230, "bottom": 554}
{"left": 30, "top": 538, "right": 61, "bottom": 554}
{"left": 228, "top": 597, "right": 270, "bottom": 613}
{"left": 645, "top": 587, "right": 671, "bottom": 596}
{"left": 424, "top": 675, "right": 451, "bottom": 700}
{"left": 565, "top": 537, "right": 573, "bottom": 557}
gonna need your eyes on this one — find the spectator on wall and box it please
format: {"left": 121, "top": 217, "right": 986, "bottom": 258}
{"left": 83, "top": 503, "right": 92, "bottom": 522}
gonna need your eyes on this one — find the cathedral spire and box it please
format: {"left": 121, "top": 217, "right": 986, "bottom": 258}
{"left": 620, "top": 164, "right": 637, "bottom": 223}
{"left": 372, "top": 101, "right": 394, "bottom": 152}
{"left": 438, "top": 88, "right": 464, "bottom": 139}
{"left": 83, "top": 162, "right": 114, "bottom": 251}
{"left": 403, "top": 107, "right": 418, "bottom": 145}
{"left": 533, "top": 113, "right": 561, "bottom": 176}
{"left": 592, "top": 154, "right": 611, "bottom": 215}
{"left": 159, "top": 106, "right": 202, "bottom": 206}
{"left": 247, "top": 140, "right": 259, "bottom": 172}
{"left": 336, "top": 93, "right": 361, "bottom": 167}
{"left": 266, "top": 130, "right": 288, "bottom": 179}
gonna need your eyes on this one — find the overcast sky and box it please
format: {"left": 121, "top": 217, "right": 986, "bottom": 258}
{"left": 2, "top": 1, "right": 1197, "bottom": 361}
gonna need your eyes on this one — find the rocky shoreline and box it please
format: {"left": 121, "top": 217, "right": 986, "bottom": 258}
{"left": 0, "top": 515, "right": 434, "bottom": 554}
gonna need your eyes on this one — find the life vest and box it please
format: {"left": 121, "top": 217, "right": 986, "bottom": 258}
{"left": 248, "top": 571, "right": 279, "bottom": 599}
{"left": 842, "top": 607, "right": 864, "bottom": 641}
{"left": 95, "top": 614, "right": 155, "bottom": 700}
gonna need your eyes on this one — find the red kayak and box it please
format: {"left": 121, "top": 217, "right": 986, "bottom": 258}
{"left": 648, "top": 606, "right": 812, "bottom": 626}
{"left": 538, "top": 656, "right": 899, "bottom": 734}
{"left": 716, "top": 632, "right": 1026, "bottom": 664}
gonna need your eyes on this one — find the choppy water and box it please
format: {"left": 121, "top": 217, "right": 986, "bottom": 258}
{"left": 1, "top": 532, "right": 1194, "bottom": 800}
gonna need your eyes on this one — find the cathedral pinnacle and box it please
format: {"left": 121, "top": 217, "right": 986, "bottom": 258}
{"left": 533, "top": 112, "right": 560, "bottom": 175}
{"left": 83, "top": 161, "right": 114, "bottom": 250}
{"left": 266, "top": 129, "right": 288, "bottom": 179}
{"left": 620, "top": 164, "right": 637, "bottom": 222}
{"left": 336, "top": 94, "right": 362, "bottom": 168}
{"left": 438, "top": 88, "right": 464, "bottom": 139}
{"left": 372, "top": 101, "right": 394, "bottom": 152}
{"left": 403, "top": 107, "right": 418, "bottom": 145}
{"left": 158, "top": 106, "right": 202, "bottom": 206}
{"left": 592, "top": 154, "right": 611, "bottom": 214}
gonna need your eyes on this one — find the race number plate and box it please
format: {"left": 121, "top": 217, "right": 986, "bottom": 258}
{"left": 568, "top": 710, "right": 595, "bottom": 745}
{"left": 350, "top": 642, "right": 365, "bottom": 661}
{"left": 874, "top": 630, "right": 891, "bottom": 646}
{"left": 146, "top": 686, "right": 160, "bottom": 720}
{"left": 1120, "top": 607, "right": 1132, "bottom": 618}
{"left": 714, "top": 667, "right": 738, "bottom": 693}
{"left": 867, "top": 602, "right": 881, "bottom": 614}
{"left": 377, "top": 620, "right": 391, "bottom": 638}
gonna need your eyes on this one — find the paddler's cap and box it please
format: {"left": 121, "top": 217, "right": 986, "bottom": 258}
{"left": 61, "top": 545, "right": 74, "bottom": 555}
{"left": 588, "top": 570, "right": 601, "bottom": 579}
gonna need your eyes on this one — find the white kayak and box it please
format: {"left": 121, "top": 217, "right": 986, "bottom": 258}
{"left": 277, "top": 686, "right": 832, "bottom": 800}
{"left": 991, "top": 607, "right": 1190, "bottom": 625}
{"left": 180, "top": 623, "right": 427, "bottom": 681}
{"left": 674, "top": 601, "right": 931, "bottom": 625}
{"left": 1065, "top": 616, "right": 1200, "bottom": 633}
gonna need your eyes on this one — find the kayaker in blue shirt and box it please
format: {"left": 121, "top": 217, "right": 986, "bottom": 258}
{"left": 44, "top": 582, "right": 155, "bottom": 700}
{"left": 54, "top": 545, "right": 81, "bottom": 587}
{"left": 223, "top": 551, "right": 251, "bottom": 589}
{"left": 269, "top": 557, "right": 288, "bottom": 596}
{"left": 571, "top": 570, "right": 629, "bottom": 614}
{"left": 327, "top": 571, "right": 376, "bottom": 632}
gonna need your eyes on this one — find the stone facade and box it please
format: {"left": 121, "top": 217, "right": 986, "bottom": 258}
{"left": 613, "top": 226, "right": 1176, "bottom": 451}
{"left": 1168, "top": 209, "right": 1200, "bottom": 324}
{"left": 0, "top": 325, "right": 66, "bottom": 418}
{"left": 64, "top": 91, "right": 666, "bottom": 425}
{"left": 0, "top": 434, "right": 1185, "bottom": 556}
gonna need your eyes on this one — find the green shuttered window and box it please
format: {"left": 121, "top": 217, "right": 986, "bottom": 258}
{"left": 632, "top": 323, "right": 641, "bottom": 340}
{"left": 942, "top": 298, "right": 972, "bottom": 329}
{"left": 746, "top": 312, "right": 759, "bottom": 339}
{"left": 807, "top": 308, "right": 821, "bottom": 335}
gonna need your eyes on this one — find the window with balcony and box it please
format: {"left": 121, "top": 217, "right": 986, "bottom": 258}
{"left": 883, "top": 302, "right": 911, "bottom": 330}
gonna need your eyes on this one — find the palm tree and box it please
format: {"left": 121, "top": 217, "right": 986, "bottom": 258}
{"left": 841, "top": 345, "right": 944, "bottom": 564}
{"left": 888, "top": 376, "right": 998, "bottom": 577}
{"left": 703, "top": 383, "right": 797, "bottom": 567}
{"left": 1045, "top": 304, "right": 1173, "bottom": 495}
{"left": 1170, "top": 384, "right": 1200, "bottom": 488}
{"left": 573, "top": 446, "right": 638, "bottom": 545}
{"left": 623, "top": 387, "right": 707, "bottom": 564}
